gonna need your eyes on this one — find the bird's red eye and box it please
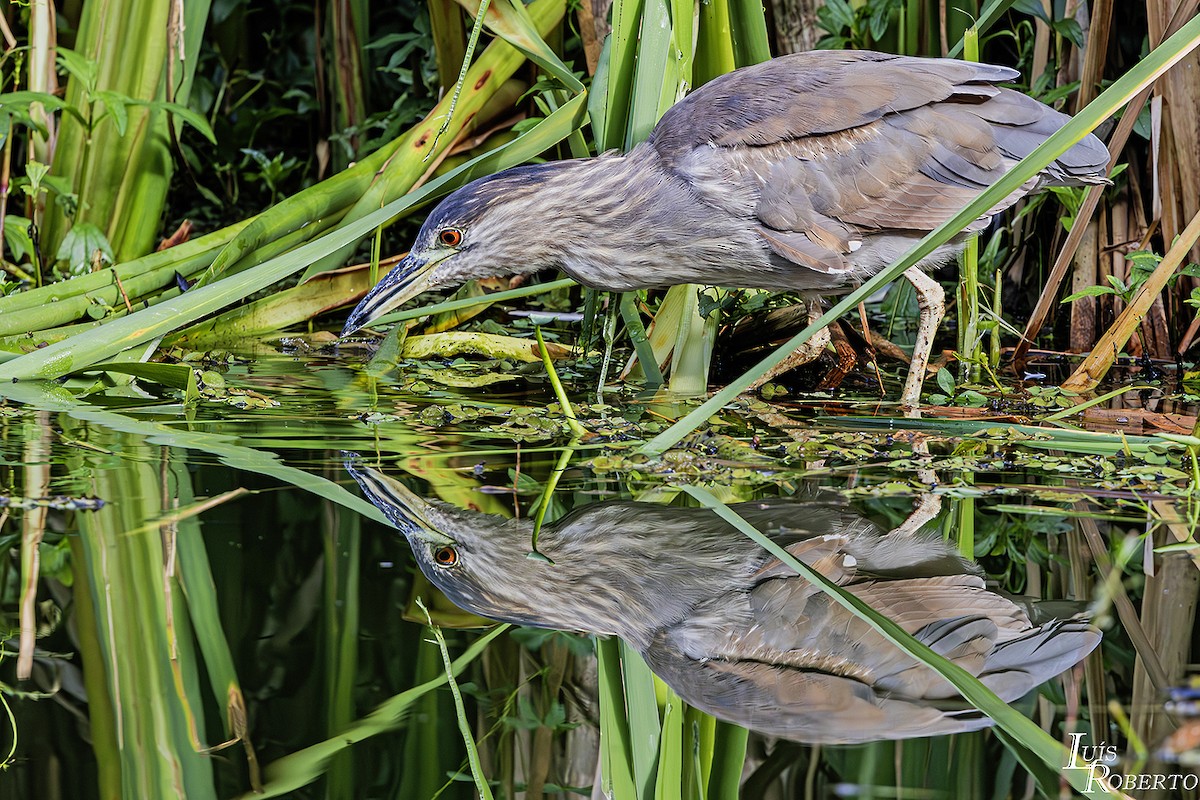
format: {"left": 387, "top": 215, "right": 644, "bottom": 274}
{"left": 438, "top": 228, "right": 462, "bottom": 247}
{"left": 433, "top": 546, "right": 458, "bottom": 567}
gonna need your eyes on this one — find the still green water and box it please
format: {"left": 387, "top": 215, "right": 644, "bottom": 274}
{"left": 0, "top": 350, "right": 1197, "bottom": 799}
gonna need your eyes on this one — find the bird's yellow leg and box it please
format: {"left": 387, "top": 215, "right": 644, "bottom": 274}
{"left": 899, "top": 267, "right": 946, "bottom": 416}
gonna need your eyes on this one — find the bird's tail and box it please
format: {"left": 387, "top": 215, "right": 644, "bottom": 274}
{"left": 984, "top": 89, "right": 1111, "bottom": 187}
{"left": 979, "top": 619, "right": 1101, "bottom": 700}
{"left": 1001, "top": 593, "right": 1092, "bottom": 626}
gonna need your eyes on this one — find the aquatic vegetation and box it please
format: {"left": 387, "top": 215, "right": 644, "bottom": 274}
{"left": 3, "top": 0, "right": 1200, "bottom": 797}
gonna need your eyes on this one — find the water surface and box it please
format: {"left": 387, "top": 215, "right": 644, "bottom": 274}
{"left": 1, "top": 349, "right": 1196, "bottom": 798}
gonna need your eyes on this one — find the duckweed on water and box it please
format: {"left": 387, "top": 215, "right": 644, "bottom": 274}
{"left": 583, "top": 426, "right": 1196, "bottom": 502}
{"left": 356, "top": 401, "right": 662, "bottom": 442}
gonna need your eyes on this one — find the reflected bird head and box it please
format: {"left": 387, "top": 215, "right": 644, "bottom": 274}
{"left": 342, "top": 161, "right": 585, "bottom": 334}
{"left": 343, "top": 456, "right": 570, "bottom": 628}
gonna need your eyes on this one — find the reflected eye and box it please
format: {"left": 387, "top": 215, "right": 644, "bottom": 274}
{"left": 433, "top": 545, "right": 459, "bottom": 567}
{"left": 438, "top": 228, "right": 463, "bottom": 247}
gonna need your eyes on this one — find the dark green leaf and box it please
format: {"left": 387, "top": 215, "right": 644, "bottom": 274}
{"left": 95, "top": 90, "right": 130, "bottom": 136}
{"left": 936, "top": 367, "right": 956, "bottom": 396}
{"left": 1061, "top": 285, "right": 1116, "bottom": 302}
{"left": 960, "top": 390, "right": 988, "bottom": 408}
{"left": 868, "top": 6, "right": 890, "bottom": 41}
{"left": 128, "top": 99, "right": 218, "bottom": 144}
{"left": 1052, "top": 18, "right": 1085, "bottom": 49}
{"left": 822, "top": 0, "right": 855, "bottom": 29}
{"left": 1134, "top": 104, "right": 1152, "bottom": 139}
{"left": 3, "top": 216, "right": 34, "bottom": 262}
{"left": 55, "top": 47, "right": 98, "bottom": 93}
{"left": 1011, "top": 0, "right": 1050, "bottom": 21}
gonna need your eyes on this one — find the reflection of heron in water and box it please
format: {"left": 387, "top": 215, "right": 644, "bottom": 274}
{"left": 346, "top": 459, "right": 1100, "bottom": 744}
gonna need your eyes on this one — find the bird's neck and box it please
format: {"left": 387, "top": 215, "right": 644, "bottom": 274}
{"left": 527, "top": 506, "right": 765, "bottom": 649}
{"left": 537, "top": 144, "right": 666, "bottom": 217}
{"left": 531, "top": 145, "right": 749, "bottom": 292}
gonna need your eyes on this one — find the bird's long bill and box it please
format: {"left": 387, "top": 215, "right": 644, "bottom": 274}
{"left": 341, "top": 252, "right": 436, "bottom": 335}
{"left": 342, "top": 454, "right": 453, "bottom": 545}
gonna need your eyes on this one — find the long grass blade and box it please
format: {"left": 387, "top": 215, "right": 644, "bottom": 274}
{"left": 419, "top": 600, "right": 495, "bottom": 800}
{"left": 704, "top": 722, "right": 747, "bottom": 800}
{"left": 244, "top": 625, "right": 507, "bottom": 798}
{"left": 597, "top": 637, "right": 639, "bottom": 798}
{"left": 654, "top": 688, "right": 684, "bottom": 800}
{"left": 171, "top": 461, "right": 261, "bottom": 789}
{"left": 623, "top": 641, "right": 663, "bottom": 797}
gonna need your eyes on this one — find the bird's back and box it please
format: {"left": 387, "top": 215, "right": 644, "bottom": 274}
{"left": 650, "top": 50, "right": 1107, "bottom": 188}
{"left": 644, "top": 50, "right": 1108, "bottom": 288}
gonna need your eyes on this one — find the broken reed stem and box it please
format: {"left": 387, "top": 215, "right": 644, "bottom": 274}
{"left": 1062, "top": 205, "right": 1200, "bottom": 391}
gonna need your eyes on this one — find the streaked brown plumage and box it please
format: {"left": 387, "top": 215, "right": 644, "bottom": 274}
{"left": 344, "top": 51, "right": 1109, "bottom": 405}
{"left": 347, "top": 459, "right": 1101, "bottom": 744}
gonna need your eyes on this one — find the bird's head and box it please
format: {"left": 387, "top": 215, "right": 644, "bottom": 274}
{"left": 342, "top": 161, "right": 578, "bottom": 334}
{"left": 343, "top": 456, "right": 560, "bottom": 627}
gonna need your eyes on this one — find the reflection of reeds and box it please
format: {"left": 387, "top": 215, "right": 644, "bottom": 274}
{"left": 1130, "top": 509, "right": 1200, "bottom": 774}
{"left": 66, "top": 432, "right": 225, "bottom": 797}
{"left": 17, "top": 412, "right": 51, "bottom": 681}
{"left": 320, "top": 458, "right": 361, "bottom": 799}
{"left": 1072, "top": 516, "right": 1111, "bottom": 751}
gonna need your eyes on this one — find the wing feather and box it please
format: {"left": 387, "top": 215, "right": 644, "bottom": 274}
{"left": 650, "top": 49, "right": 1107, "bottom": 273}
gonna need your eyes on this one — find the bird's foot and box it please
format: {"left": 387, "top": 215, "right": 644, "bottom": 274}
{"left": 748, "top": 325, "right": 832, "bottom": 391}
{"left": 816, "top": 321, "right": 857, "bottom": 391}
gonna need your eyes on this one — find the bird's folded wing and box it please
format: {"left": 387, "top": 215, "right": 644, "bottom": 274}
{"left": 747, "top": 100, "right": 1053, "bottom": 239}
{"left": 650, "top": 51, "right": 1017, "bottom": 155}
{"left": 746, "top": 574, "right": 1032, "bottom": 688}
{"left": 652, "top": 49, "right": 1107, "bottom": 268}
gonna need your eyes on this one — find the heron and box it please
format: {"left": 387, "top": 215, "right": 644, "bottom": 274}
{"left": 346, "top": 459, "right": 1101, "bottom": 743}
{"left": 343, "top": 50, "right": 1109, "bottom": 406}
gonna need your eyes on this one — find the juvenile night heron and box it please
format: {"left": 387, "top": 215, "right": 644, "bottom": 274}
{"left": 347, "top": 459, "right": 1101, "bottom": 743}
{"left": 343, "top": 50, "right": 1109, "bottom": 406}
